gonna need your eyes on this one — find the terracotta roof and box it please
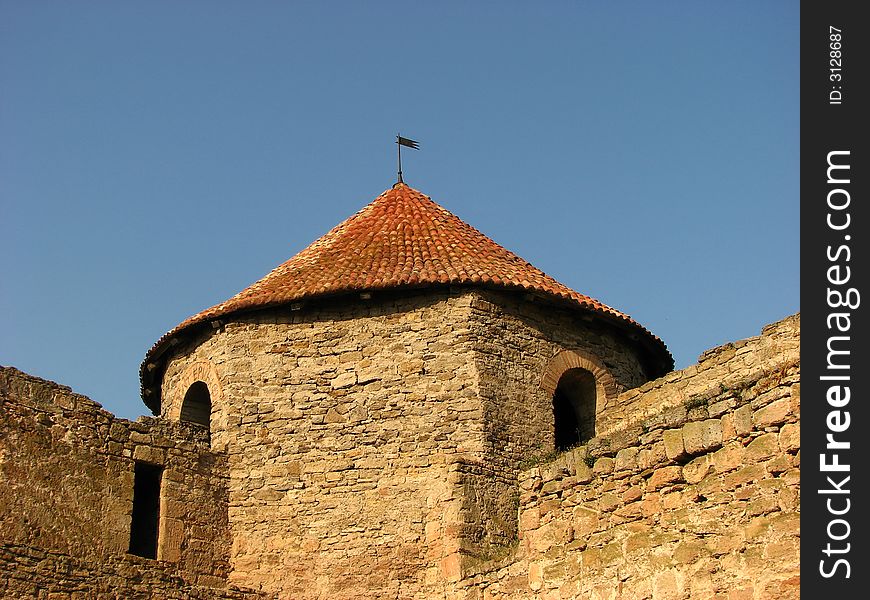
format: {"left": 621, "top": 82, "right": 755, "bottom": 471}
{"left": 141, "top": 183, "right": 672, "bottom": 410}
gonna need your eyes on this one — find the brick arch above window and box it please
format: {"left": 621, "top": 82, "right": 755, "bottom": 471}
{"left": 169, "top": 360, "right": 223, "bottom": 423}
{"left": 540, "top": 349, "right": 618, "bottom": 403}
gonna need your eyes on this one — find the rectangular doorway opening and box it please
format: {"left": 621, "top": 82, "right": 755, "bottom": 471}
{"left": 128, "top": 461, "right": 163, "bottom": 559}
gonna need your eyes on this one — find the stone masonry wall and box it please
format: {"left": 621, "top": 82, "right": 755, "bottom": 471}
{"left": 1, "top": 304, "right": 800, "bottom": 600}
{"left": 453, "top": 291, "right": 654, "bottom": 570}
{"left": 160, "top": 291, "right": 488, "bottom": 599}
{"left": 455, "top": 314, "right": 800, "bottom": 600}
{"left": 469, "top": 290, "right": 652, "bottom": 463}
{"left": 0, "top": 366, "right": 263, "bottom": 600}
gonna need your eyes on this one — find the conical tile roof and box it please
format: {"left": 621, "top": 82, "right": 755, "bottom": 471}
{"left": 141, "top": 183, "right": 671, "bottom": 410}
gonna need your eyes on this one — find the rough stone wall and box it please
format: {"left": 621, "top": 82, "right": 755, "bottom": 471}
{"left": 0, "top": 366, "right": 260, "bottom": 599}
{"left": 456, "top": 314, "right": 800, "bottom": 600}
{"left": 1, "top": 303, "right": 800, "bottom": 600}
{"left": 457, "top": 291, "right": 652, "bottom": 565}
{"left": 1, "top": 546, "right": 265, "bottom": 600}
{"left": 469, "top": 290, "right": 651, "bottom": 463}
{"left": 160, "top": 291, "right": 487, "bottom": 598}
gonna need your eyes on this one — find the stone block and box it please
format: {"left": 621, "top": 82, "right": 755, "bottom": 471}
{"left": 778, "top": 422, "right": 800, "bottom": 452}
{"left": 331, "top": 371, "right": 357, "bottom": 389}
{"left": 593, "top": 457, "right": 614, "bottom": 476}
{"left": 625, "top": 530, "right": 653, "bottom": 554}
{"left": 129, "top": 431, "right": 152, "bottom": 444}
{"left": 733, "top": 404, "right": 753, "bottom": 436}
{"left": 674, "top": 540, "right": 704, "bottom": 564}
{"left": 158, "top": 517, "right": 184, "bottom": 562}
{"left": 653, "top": 570, "right": 681, "bottom": 600}
{"left": 639, "top": 442, "right": 669, "bottom": 470}
{"left": 682, "top": 455, "right": 711, "bottom": 484}
{"left": 540, "top": 499, "right": 562, "bottom": 515}
{"left": 541, "top": 480, "right": 563, "bottom": 496}
{"left": 660, "top": 404, "right": 688, "bottom": 428}
{"left": 682, "top": 419, "right": 723, "bottom": 455}
{"left": 132, "top": 445, "right": 164, "bottom": 464}
{"left": 529, "top": 562, "right": 544, "bottom": 591}
{"left": 622, "top": 485, "right": 643, "bottom": 503}
{"left": 615, "top": 447, "right": 639, "bottom": 471}
{"left": 708, "top": 398, "right": 736, "bottom": 417}
{"left": 520, "top": 507, "right": 540, "bottom": 531}
{"left": 598, "top": 492, "right": 620, "bottom": 513}
{"left": 528, "top": 523, "right": 557, "bottom": 553}
{"left": 765, "top": 454, "right": 791, "bottom": 475}
{"left": 710, "top": 442, "right": 745, "bottom": 474}
{"left": 647, "top": 466, "right": 683, "bottom": 491}
{"left": 575, "top": 461, "right": 594, "bottom": 484}
{"left": 662, "top": 429, "right": 686, "bottom": 461}
{"left": 661, "top": 490, "right": 684, "bottom": 510}
{"left": 753, "top": 398, "right": 791, "bottom": 428}
{"left": 641, "top": 493, "right": 662, "bottom": 516}
{"left": 441, "top": 553, "right": 463, "bottom": 583}
{"left": 745, "top": 433, "right": 779, "bottom": 462}
{"left": 572, "top": 506, "right": 600, "bottom": 538}
{"left": 324, "top": 407, "right": 346, "bottom": 424}
{"left": 726, "top": 464, "right": 765, "bottom": 487}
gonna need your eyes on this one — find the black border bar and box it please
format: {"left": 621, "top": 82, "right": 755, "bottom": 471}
{"left": 801, "top": 0, "right": 869, "bottom": 595}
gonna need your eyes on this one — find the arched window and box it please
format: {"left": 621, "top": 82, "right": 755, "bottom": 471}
{"left": 180, "top": 381, "right": 211, "bottom": 430}
{"left": 552, "top": 368, "right": 597, "bottom": 450}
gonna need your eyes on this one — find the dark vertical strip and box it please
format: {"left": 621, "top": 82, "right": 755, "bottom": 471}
{"left": 802, "top": 0, "right": 868, "bottom": 595}
{"left": 128, "top": 462, "right": 163, "bottom": 559}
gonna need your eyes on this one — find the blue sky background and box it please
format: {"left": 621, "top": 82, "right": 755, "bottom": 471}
{"left": 1, "top": 1, "right": 799, "bottom": 420}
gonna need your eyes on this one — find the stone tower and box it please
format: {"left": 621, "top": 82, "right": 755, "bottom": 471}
{"left": 139, "top": 182, "right": 673, "bottom": 597}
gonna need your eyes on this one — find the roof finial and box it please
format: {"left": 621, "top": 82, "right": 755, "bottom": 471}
{"left": 396, "top": 134, "right": 419, "bottom": 184}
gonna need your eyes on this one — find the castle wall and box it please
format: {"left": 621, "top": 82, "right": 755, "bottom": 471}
{"left": 160, "top": 291, "right": 487, "bottom": 598}
{"left": 455, "top": 314, "right": 800, "bottom": 600}
{"left": 1, "top": 307, "right": 799, "bottom": 600}
{"left": 0, "top": 366, "right": 254, "bottom": 599}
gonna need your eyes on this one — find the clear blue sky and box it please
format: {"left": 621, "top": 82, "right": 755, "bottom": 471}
{"left": 1, "top": 1, "right": 799, "bottom": 420}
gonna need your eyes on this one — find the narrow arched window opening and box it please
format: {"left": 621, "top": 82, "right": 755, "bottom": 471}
{"left": 552, "top": 368, "right": 597, "bottom": 450}
{"left": 180, "top": 381, "right": 211, "bottom": 430}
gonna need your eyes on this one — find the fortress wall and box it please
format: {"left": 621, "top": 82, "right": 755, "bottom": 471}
{"left": 0, "top": 366, "right": 247, "bottom": 599}
{"left": 457, "top": 314, "right": 800, "bottom": 600}
{"left": 1, "top": 309, "right": 800, "bottom": 600}
{"left": 160, "top": 291, "right": 487, "bottom": 599}
{"left": 596, "top": 315, "right": 800, "bottom": 437}
{"left": 0, "top": 545, "right": 264, "bottom": 600}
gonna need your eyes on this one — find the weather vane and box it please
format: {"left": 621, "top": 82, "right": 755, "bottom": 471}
{"left": 396, "top": 134, "right": 419, "bottom": 184}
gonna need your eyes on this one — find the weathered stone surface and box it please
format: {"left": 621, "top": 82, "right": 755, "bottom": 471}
{"left": 779, "top": 422, "right": 800, "bottom": 453}
{"left": 614, "top": 447, "right": 639, "bottom": 471}
{"left": 753, "top": 398, "right": 791, "bottom": 428}
{"left": 732, "top": 404, "right": 754, "bottom": 436}
{"left": 593, "top": 457, "right": 615, "bottom": 476}
{"left": 682, "top": 419, "right": 723, "bottom": 455}
{"left": 682, "top": 455, "right": 711, "bottom": 484}
{"left": 1, "top": 303, "right": 800, "bottom": 600}
{"left": 478, "top": 314, "right": 800, "bottom": 600}
{"left": 662, "top": 429, "right": 686, "bottom": 461}
{"left": 745, "top": 433, "right": 780, "bottom": 462}
{"left": 0, "top": 367, "right": 258, "bottom": 600}
{"left": 648, "top": 466, "right": 683, "bottom": 491}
